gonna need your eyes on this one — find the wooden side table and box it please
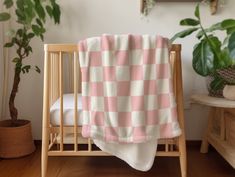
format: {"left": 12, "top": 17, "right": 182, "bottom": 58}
{"left": 191, "top": 94, "right": 235, "bottom": 168}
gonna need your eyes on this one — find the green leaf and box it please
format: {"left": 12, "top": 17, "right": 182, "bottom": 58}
{"left": 228, "top": 32, "right": 235, "bottom": 59}
{"left": 208, "top": 22, "right": 223, "bottom": 31}
{"left": 218, "top": 48, "right": 234, "bottom": 68}
{"left": 12, "top": 58, "right": 20, "bottom": 63}
{"left": 192, "top": 40, "right": 214, "bottom": 76}
{"left": 24, "top": 46, "right": 33, "bottom": 57}
{"left": 27, "top": 33, "right": 35, "bottom": 38}
{"left": 36, "top": 18, "right": 43, "bottom": 27}
{"left": 180, "top": 18, "right": 199, "bottom": 26}
{"left": 16, "top": 29, "right": 23, "bottom": 37}
{"left": 226, "top": 28, "right": 235, "bottom": 35}
{"left": 22, "top": 65, "right": 31, "bottom": 74}
{"left": 194, "top": 4, "right": 200, "bottom": 19}
{"left": 46, "top": 5, "right": 53, "bottom": 18}
{"left": 4, "top": 0, "right": 13, "bottom": 9}
{"left": 170, "top": 27, "right": 199, "bottom": 42}
{"left": 35, "top": 0, "right": 46, "bottom": 21}
{"left": 35, "top": 66, "right": 41, "bottom": 73}
{"left": 51, "top": 2, "right": 61, "bottom": 24}
{"left": 221, "top": 19, "right": 235, "bottom": 29}
{"left": 40, "top": 34, "right": 44, "bottom": 41}
{"left": 4, "top": 42, "right": 14, "bottom": 48}
{"left": 196, "top": 23, "right": 222, "bottom": 39}
{"left": 206, "top": 35, "right": 222, "bottom": 70}
{"left": 0, "top": 12, "right": 11, "bottom": 21}
{"left": 32, "top": 25, "right": 45, "bottom": 35}
{"left": 15, "top": 9, "right": 26, "bottom": 23}
{"left": 16, "top": 0, "right": 24, "bottom": 10}
{"left": 222, "top": 35, "right": 230, "bottom": 47}
{"left": 208, "top": 35, "right": 221, "bottom": 52}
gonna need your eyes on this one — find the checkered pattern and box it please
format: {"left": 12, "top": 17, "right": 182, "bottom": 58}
{"left": 79, "top": 34, "right": 181, "bottom": 143}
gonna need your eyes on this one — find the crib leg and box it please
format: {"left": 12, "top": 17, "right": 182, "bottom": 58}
{"left": 179, "top": 134, "right": 187, "bottom": 177}
{"left": 41, "top": 131, "right": 49, "bottom": 177}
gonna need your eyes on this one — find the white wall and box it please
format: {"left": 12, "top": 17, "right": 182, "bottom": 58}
{"left": 4, "top": 0, "right": 235, "bottom": 140}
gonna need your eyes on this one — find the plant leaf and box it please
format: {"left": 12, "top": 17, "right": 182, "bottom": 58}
{"left": 46, "top": 5, "right": 53, "bottom": 18}
{"left": 208, "top": 22, "right": 223, "bottom": 31}
{"left": 208, "top": 35, "right": 221, "bottom": 52}
{"left": 194, "top": 4, "right": 200, "bottom": 19}
{"left": 228, "top": 32, "right": 235, "bottom": 59}
{"left": 196, "top": 23, "right": 222, "bottom": 39}
{"left": 35, "top": 66, "right": 41, "bottom": 73}
{"left": 0, "top": 12, "right": 11, "bottom": 21}
{"left": 22, "top": 65, "right": 31, "bottom": 74}
{"left": 36, "top": 18, "right": 43, "bottom": 27}
{"left": 4, "top": 42, "right": 14, "bottom": 48}
{"left": 206, "top": 35, "right": 222, "bottom": 70}
{"left": 51, "top": 1, "right": 61, "bottom": 24}
{"left": 12, "top": 57, "right": 20, "bottom": 63}
{"left": 4, "top": 0, "right": 13, "bottom": 8}
{"left": 180, "top": 18, "right": 199, "bottom": 26}
{"left": 218, "top": 48, "right": 234, "bottom": 68}
{"left": 192, "top": 40, "right": 214, "bottom": 76}
{"left": 27, "top": 33, "right": 35, "bottom": 38}
{"left": 35, "top": 0, "right": 46, "bottom": 21}
{"left": 40, "top": 34, "right": 44, "bottom": 41}
{"left": 221, "top": 19, "right": 235, "bottom": 29}
{"left": 32, "top": 25, "right": 45, "bottom": 36}
{"left": 170, "top": 27, "right": 199, "bottom": 42}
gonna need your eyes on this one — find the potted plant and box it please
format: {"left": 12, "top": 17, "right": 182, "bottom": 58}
{"left": 171, "top": 4, "right": 235, "bottom": 97}
{"left": 0, "top": 0, "right": 61, "bottom": 158}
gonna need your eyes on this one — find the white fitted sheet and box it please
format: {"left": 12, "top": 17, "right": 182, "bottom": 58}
{"left": 50, "top": 94, "right": 83, "bottom": 126}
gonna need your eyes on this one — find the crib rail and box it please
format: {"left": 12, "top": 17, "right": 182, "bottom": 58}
{"left": 42, "top": 44, "right": 187, "bottom": 177}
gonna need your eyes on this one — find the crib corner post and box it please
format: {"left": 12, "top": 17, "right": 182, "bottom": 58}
{"left": 175, "top": 45, "right": 187, "bottom": 177}
{"left": 41, "top": 45, "right": 50, "bottom": 177}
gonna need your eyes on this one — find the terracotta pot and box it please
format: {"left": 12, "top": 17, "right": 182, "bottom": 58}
{"left": 223, "top": 85, "right": 235, "bottom": 101}
{"left": 0, "top": 119, "right": 35, "bottom": 158}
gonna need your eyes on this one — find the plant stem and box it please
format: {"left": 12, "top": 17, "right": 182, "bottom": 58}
{"left": 9, "top": 38, "right": 24, "bottom": 123}
{"left": 9, "top": 69, "right": 21, "bottom": 123}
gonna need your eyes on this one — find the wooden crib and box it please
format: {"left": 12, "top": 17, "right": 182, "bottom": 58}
{"left": 41, "top": 44, "right": 187, "bottom": 177}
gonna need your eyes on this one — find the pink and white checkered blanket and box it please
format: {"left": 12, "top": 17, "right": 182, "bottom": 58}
{"left": 78, "top": 34, "right": 181, "bottom": 144}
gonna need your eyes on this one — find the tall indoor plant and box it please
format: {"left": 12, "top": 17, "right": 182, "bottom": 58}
{"left": 171, "top": 4, "right": 235, "bottom": 97}
{"left": 0, "top": 0, "right": 61, "bottom": 158}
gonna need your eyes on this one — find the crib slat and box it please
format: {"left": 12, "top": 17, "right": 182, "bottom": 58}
{"left": 165, "top": 141, "right": 169, "bottom": 152}
{"left": 74, "top": 52, "right": 78, "bottom": 151}
{"left": 59, "top": 51, "right": 64, "bottom": 151}
{"left": 88, "top": 138, "right": 92, "bottom": 152}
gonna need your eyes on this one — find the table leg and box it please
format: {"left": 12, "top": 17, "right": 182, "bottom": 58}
{"left": 200, "top": 107, "right": 215, "bottom": 153}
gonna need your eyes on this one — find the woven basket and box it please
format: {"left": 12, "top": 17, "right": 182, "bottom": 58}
{"left": 206, "top": 66, "right": 235, "bottom": 98}
{"left": 0, "top": 119, "right": 35, "bottom": 158}
{"left": 206, "top": 75, "right": 224, "bottom": 97}
{"left": 217, "top": 66, "right": 235, "bottom": 84}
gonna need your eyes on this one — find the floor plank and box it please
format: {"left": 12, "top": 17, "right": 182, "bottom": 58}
{"left": 0, "top": 145, "right": 234, "bottom": 177}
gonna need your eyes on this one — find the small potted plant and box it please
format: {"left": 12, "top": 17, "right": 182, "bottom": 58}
{"left": 171, "top": 4, "right": 235, "bottom": 97}
{"left": 0, "top": 0, "right": 61, "bottom": 158}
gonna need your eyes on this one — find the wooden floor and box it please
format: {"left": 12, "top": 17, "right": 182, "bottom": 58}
{"left": 0, "top": 144, "right": 234, "bottom": 177}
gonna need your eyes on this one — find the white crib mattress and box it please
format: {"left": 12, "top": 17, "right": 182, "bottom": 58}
{"left": 50, "top": 94, "right": 83, "bottom": 126}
